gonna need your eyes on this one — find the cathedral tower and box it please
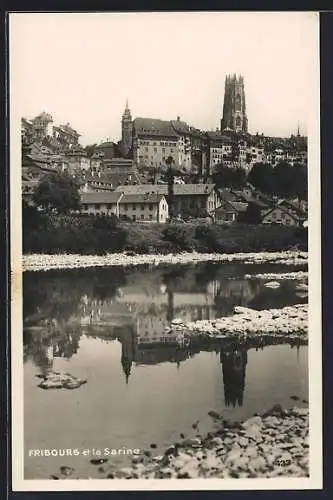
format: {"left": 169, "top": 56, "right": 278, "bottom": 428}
{"left": 221, "top": 74, "right": 248, "bottom": 134}
{"left": 121, "top": 100, "right": 133, "bottom": 157}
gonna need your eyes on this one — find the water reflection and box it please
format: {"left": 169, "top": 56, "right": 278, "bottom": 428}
{"left": 24, "top": 262, "right": 307, "bottom": 391}
{"left": 24, "top": 262, "right": 307, "bottom": 339}
{"left": 220, "top": 343, "right": 248, "bottom": 408}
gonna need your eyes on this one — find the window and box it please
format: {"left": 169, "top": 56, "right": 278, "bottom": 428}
{"left": 170, "top": 148, "right": 173, "bottom": 153}
{"left": 133, "top": 205, "right": 136, "bottom": 210}
{"left": 124, "top": 205, "right": 128, "bottom": 211}
{"left": 145, "top": 147, "right": 148, "bottom": 152}
{"left": 95, "top": 204, "right": 100, "bottom": 209}
{"left": 141, "top": 204, "right": 145, "bottom": 210}
{"left": 149, "top": 214, "right": 153, "bottom": 220}
{"left": 162, "top": 148, "right": 165, "bottom": 153}
{"left": 132, "top": 214, "right": 136, "bottom": 221}
{"left": 140, "top": 214, "right": 144, "bottom": 220}
{"left": 154, "top": 148, "right": 157, "bottom": 152}
{"left": 83, "top": 204, "right": 88, "bottom": 210}
{"left": 149, "top": 204, "right": 154, "bottom": 211}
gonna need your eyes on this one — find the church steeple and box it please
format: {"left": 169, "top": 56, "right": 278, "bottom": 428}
{"left": 121, "top": 100, "right": 133, "bottom": 157}
{"left": 221, "top": 74, "right": 248, "bottom": 134}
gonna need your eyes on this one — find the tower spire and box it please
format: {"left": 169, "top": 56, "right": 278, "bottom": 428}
{"left": 297, "top": 121, "right": 300, "bottom": 137}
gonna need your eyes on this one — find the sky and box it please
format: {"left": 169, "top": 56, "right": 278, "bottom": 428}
{"left": 10, "top": 12, "right": 319, "bottom": 146}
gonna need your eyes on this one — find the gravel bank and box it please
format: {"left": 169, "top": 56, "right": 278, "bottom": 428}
{"left": 169, "top": 304, "right": 308, "bottom": 342}
{"left": 23, "top": 251, "right": 308, "bottom": 272}
{"left": 245, "top": 271, "right": 308, "bottom": 280}
{"left": 51, "top": 405, "right": 309, "bottom": 479}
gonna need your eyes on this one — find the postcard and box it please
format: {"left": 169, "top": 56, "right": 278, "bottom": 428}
{"left": 10, "top": 11, "right": 322, "bottom": 491}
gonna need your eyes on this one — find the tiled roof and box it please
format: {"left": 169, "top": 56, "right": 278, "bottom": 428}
{"left": 261, "top": 204, "right": 301, "bottom": 221}
{"left": 229, "top": 201, "right": 248, "bottom": 213}
{"left": 217, "top": 189, "right": 238, "bottom": 202}
{"left": 120, "top": 193, "right": 165, "bottom": 204}
{"left": 81, "top": 192, "right": 123, "bottom": 204}
{"left": 215, "top": 201, "right": 248, "bottom": 213}
{"left": 206, "top": 132, "right": 232, "bottom": 143}
{"left": 133, "top": 118, "right": 178, "bottom": 138}
{"left": 115, "top": 183, "right": 215, "bottom": 196}
{"left": 170, "top": 120, "right": 190, "bottom": 135}
{"left": 95, "top": 141, "right": 117, "bottom": 149}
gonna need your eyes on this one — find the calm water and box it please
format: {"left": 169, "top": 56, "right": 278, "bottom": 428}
{"left": 23, "top": 262, "right": 308, "bottom": 479}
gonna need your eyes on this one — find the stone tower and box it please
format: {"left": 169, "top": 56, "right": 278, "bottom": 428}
{"left": 121, "top": 100, "right": 133, "bottom": 157}
{"left": 221, "top": 74, "right": 248, "bottom": 134}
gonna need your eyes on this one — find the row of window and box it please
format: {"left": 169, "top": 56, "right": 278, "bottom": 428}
{"left": 143, "top": 147, "right": 174, "bottom": 153}
{"left": 131, "top": 214, "right": 164, "bottom": 221}
{"left": 139, "top": 140, "right": 177, "bottom": 147}
{"left": 124, "top": 203, "right": 157, "bottom": 211}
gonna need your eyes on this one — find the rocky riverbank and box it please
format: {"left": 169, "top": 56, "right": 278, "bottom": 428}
{"left": 168, "top": 304, "right": 308, "bottom": 343}
{"left": 51, "top": 404, "right": 309, "bottom": 479}
{"left": 23, "top": 250, "right": 308, "bottom": 272}
{"left": 245, "top": 271, "right": 308, "bottom": 280}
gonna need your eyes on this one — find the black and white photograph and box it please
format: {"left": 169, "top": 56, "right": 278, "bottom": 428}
{"left": 10, "top": 11, "right": 322, "bottom": 491}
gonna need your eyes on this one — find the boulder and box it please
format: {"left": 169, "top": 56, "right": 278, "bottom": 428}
{"left": 264, "top": 281, "right": 281, "bottom": 289}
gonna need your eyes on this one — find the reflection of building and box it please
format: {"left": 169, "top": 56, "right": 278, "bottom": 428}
{"left": 23, "top": 329, "right": 81, "bottom": 374}
{"left": 220, "top": 344, "right": 248, "bottom": 407}
{"left": 119, "top": 325, "right": 137, "bottom": 384}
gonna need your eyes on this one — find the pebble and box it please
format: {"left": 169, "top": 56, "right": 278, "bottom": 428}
{"left": 23, "top": 250, "right": 308, "bottom": 272}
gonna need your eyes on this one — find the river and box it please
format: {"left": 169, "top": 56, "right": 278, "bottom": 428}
{"left": 23, "top": 261, "right": 308, "bottom": 479}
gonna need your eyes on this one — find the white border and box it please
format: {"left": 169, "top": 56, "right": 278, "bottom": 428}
{"left": 10, "top": 11, "right": 322, "bottom": 491}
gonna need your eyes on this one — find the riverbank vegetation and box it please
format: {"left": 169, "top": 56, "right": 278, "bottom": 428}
{"left": 23, "top": 202, "right": 307, "bottom": 255}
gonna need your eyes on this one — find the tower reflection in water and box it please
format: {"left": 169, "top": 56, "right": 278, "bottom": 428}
{"left": 220, "top": 343, "right": 248, "bottom": 408}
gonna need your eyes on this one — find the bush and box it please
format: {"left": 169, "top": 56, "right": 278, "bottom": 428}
{"left": 22, "top": 209, "right": 307, "bottom": 255}
{"left": 194, "top": 225, "right": 221, "bottom": 252}
{"left": 162, "top": 224, "right": 195, "bottom": 251}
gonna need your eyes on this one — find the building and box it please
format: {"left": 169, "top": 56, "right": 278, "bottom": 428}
{"left": 31, "top": 112, "right": 53, "bottom": 141}
{"left": 118, "top": 193, "right": 169, "bottom": 223}
{"left": 21, "top": 118, "right": 34, "bottom": 145}
{"left": 94, "top": 141, "right": 121, "bottom": 160}
{"left": 206, "top": 132, "right": 233, "bottom": 172}
{"left": 22, "top": 153, "right": 56, "bottom": 202}
{"left": 115, "top": 183, "right": 220, "bottom": 219}
{"left": 119, "top": 101, "right": 133, "bottom": 157}
{"left": 215, "top": 200, "right": 248, "bottom": 223}
{"left": 132, "top": 117, "right": 182, "bottom": 170}
{"left": 52, "top": 123, "right": 80, "bottom": 150}
{"left": 170, "top": 117, "right": 193, "bottom": 171}
{"left": 80, "top": 191, "right": 124, "bottom": 216}
{"left": 221, "top": 74, "right": 248, "bottom": 134}
{"left": 64, "top": 147, "right": 90, "bottom": 172}
{"left": 261, "top": 204, "right": 301, "bottom": 226}
{"left": 103, "top": 158, "right": 135, "bottom": 172}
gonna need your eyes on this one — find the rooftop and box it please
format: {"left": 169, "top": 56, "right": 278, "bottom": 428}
{"left": 133, "top": 118, "right": 178, "bottom": 138}
{"left": 81, "top": 191, "right": 123, "bottom": 204}
{"left": 120, "top": 193, "right": 165, "bottom": 204}
{"left": 115, "top": 183, "right": 216, "bottom": 196}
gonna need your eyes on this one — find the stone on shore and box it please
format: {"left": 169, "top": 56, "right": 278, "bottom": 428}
{"left": 97, "top": 405, "right": 309, "bottom": 480}
{"left": 23, "top": 250, "right": 308, "bottom": 273}
{"left": 37, "top": 371, "right": 87, "bottom": 390}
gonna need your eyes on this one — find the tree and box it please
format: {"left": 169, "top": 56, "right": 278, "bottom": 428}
{"left": 84, "top": 144, "right": 97, "bottom": 158}
{"left": 212, "top": 165, "right": 246, "bottom": 189}
{"left": 33, "top": 172, "right": 81, "bottom": 215}
{"left": 242, "top": 202, "right": 262, "bottom": 224}
{"left": 166, "top": 156, "right": 175, "bottom": 219}
{"left": 248, "top": 163, "right": 276, "bottom": 195}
